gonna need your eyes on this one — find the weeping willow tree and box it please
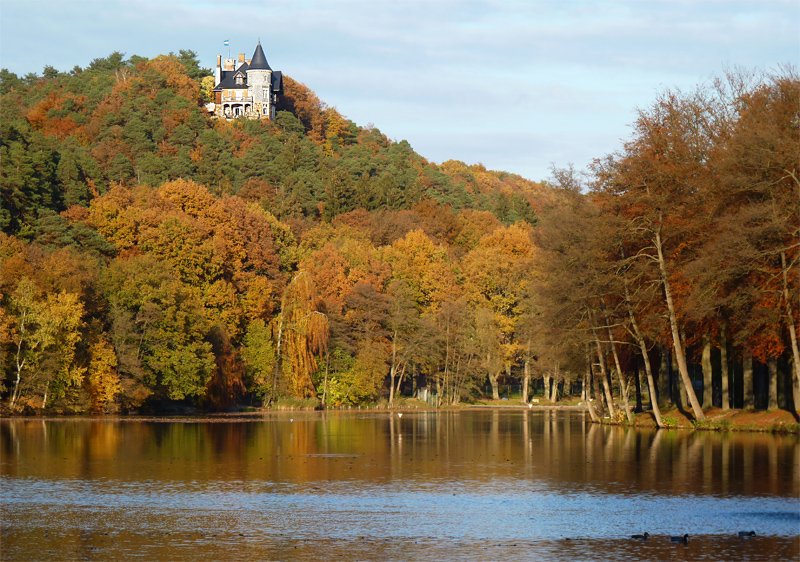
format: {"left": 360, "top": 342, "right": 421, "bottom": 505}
{"left": 269, "top": 272, "right": 329, "bottom": 402}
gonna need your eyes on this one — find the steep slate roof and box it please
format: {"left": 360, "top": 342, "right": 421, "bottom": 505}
{"left": 249, "top": 42, "right": 272, "bottom": 71}
{"left": 213, "top": 63, "right": 250, "bottom": 91}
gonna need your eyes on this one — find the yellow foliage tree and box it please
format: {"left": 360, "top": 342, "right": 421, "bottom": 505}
{"left": 463, "top": 223, "right": 535, "bottom": 399}
{"left": 384, "top": 229, "right": 460, "bottom": 313}
{"left": 7, "top": 278, "right": 85, "bottom": 410}
{"left": 200, "top": 75, "right": 215, "bottom": 103}
{"left": 271, "top": 272, "right": 330, "bottom": 400}
{"left": 88, "top": 337, "right": 121, "bottom": 411}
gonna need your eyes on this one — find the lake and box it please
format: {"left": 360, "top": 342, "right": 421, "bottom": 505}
{"left": 1, "top": 410, "right": 798, "bottom": 561}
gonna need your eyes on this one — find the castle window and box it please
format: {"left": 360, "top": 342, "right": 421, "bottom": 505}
{"left": 235, "top": 74, "right": 244, "bottom": 85}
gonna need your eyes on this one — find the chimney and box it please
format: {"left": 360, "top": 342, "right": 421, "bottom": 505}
{"left": 238, "top": 53, "right": 245, "bottom": 66}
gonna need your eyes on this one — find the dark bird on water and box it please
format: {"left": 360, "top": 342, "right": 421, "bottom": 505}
{"left": 631, "top": 533, "right": 649, "bottom": 540}
{"left": 738, "top": 531, "right": 756, "bottom": 537}
{"left": 670, "top": 534, "right": 689, "bottom": 543}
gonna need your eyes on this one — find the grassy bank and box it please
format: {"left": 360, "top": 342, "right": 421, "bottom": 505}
{"left": 624, "top": 406, "right": 800, "bottom": 433}
{"left": 444, "top": 397, "right": 800, "bottom": 434}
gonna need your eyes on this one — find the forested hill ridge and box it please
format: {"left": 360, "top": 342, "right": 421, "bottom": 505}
{"left": 0, "top": 51, "right": 797, "bottom": 422}
{"left": 0, "top": 50, "right": 542, "bottom": 235}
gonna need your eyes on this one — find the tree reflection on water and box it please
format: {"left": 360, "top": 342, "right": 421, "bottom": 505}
{"left": 1, "top": 411, "right": 798, "bottom": 561}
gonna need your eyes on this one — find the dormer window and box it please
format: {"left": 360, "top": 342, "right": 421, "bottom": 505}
{"left": 234, "top": 73, "right": 244, "bottom": 86}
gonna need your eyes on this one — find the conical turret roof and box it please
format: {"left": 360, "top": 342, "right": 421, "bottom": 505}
{"left": 249, "top": 42, "right": 272, "bottom": 71}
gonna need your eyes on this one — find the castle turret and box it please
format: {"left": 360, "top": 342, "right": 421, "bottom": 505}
{"left": 248, "top": 42, "right": 274, "bottom": 118}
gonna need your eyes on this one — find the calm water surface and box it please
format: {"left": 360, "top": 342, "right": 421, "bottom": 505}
{"left": 1, "top": 410, "right": 798, "bottom": 561}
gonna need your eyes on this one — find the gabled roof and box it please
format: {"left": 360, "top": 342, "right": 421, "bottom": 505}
{"left": 249, "top": 42, "right": 272, "bottom": 71}
{"left": 213, "top": 63, "right": 250, "bottom": 91}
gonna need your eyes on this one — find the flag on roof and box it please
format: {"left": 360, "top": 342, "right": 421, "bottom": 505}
{"left": 224, "top": 40, "right": 230, "bottom": 47}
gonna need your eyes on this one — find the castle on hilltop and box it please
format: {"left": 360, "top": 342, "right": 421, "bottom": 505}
{"left": 211, "top": 42, "right": 283, "bottom": 120}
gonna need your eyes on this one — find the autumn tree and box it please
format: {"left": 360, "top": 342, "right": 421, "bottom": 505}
{"left": 241, "top": 318, "right": 276, "bottom": 401}
{"left": 323, "top": 282, "right": 391, "bottom": 406}
{"left": 87, "top": 336, "right": 121, "bottom": 412}
{"left": 6, "top": 277, "right": 85, "bottom": 410}
{"left": 532, "top": 171, "right": 621, "bottom": 416}
{"left": 270, "top": 271, "right": 329, "bottom": 401}
{"left": 203, "top": 326, "right": 246, "bottom": 410}
{"left": 463, "top": 223, "right": 535, "bottom": 399}
{"left": 102, "top": 255, "right": 215, "bottom": 402}
{"left": 433, "top": 298, "right": 481, "bottom": 405}
{"left": 384, "top": 229, "right": 459, "bottom": 314}
{"left": 386, "top": 279, "right": 426, "bottom": 406}
{"left": 691, "top": 68, "right": 800, "bottom": 413}
{"left": 590, "top": 86, "right": 728, "bottom": 421}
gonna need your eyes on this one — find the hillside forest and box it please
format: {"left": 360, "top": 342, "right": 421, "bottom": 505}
{"left": 0, "top": 51, "right": 797, "bottom": 422}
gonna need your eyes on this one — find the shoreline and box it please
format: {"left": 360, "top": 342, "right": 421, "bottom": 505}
{"left": 611, "top": 405, "right": 800, "bottom": 434}
{"left": 2, "top": 401, "right": 798, "bottom": 433}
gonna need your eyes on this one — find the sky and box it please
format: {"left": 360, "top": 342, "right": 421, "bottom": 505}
{"left": 1, "top": 0, "right": 798, "bottom": 182}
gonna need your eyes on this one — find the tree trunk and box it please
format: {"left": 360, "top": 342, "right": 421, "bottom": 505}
{"left": 654, "top": 227, "right": 704, "bottom": 420}
{"left": 638, "top": 348, "right": 664, "bottom": 428}
{"left": 389, "top": 332, "right": 398, "bottom": 407}
{"left": 620, "top": 250, "right": 658, "bottom": 424}
{"left": 780, "top": 251, "right": 800, "bottom": 416}
{"left": 658, "top": 347, "right": 672, "bottom": 409}
{"left": 606, "top": 321, "right": 633, "bottom": 423}
{"left": 488, "top": 353, "right": 500, "bottom": 400}
{"left": 552, "top": 362, "right": 560, "bottom": 403}
{"left": 585, "top": 357, "right": 601, "bottom": 422}
{"left": 11, "top": 354, "right": 23, "bottom": 412}
{"left": 582, "top": 362, "right": 589, "bottom": 402}
{"left": 267, "top": 313, "right": 285, "bottom": 408}
{"left": 321, "top": 349, "right": 330, "bottom": 408}
{"left": 389, "top": 364, "right": 397, "bottom": 407}
{"left": 395, "top": 365, "right": 405, "bottom": 398}
{"left": 10, "top": 311, "right": 28, "bottom": 411}
{"left": 542, "top": 373, "right": 550, "bottom": 402}
{"left": 589, "top": 348, "right": 605, "bottom": 417}
{"left": 522, "top": 344, "right": 531, "bottom": 403}
{"left": 633, "top": 366, "right": 643, "bottom": 413}
{"left": 720, "top": 328, "right": 730, "bottom": 411}
{"left": 702, "top": 335, "right": 713, "bottom": 408}
{"left": 593, "top": 333, "right": 616, "bottom": 419}
{"left": 443, "top": 322, "right": 451, "bottom": 405}
{"left": 743, "top": 349, "right": 754, "bottom": 410}
{"left": 767, "top": 357, "right": 778, "bottom": 411}
{"left": 794, "top": 354, "right": 800, "bottom": 417}
{"left": 671, "top": 348, "right": 684, "bottom": 408}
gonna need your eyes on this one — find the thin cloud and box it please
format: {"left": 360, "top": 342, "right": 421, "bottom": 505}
{"left": 1, "top": 0, "right": 796, "bottom": 181}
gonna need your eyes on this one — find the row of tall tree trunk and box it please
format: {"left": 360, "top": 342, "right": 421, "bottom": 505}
{"left": 583, "top": 337, "right": 797, "bottom": 428}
